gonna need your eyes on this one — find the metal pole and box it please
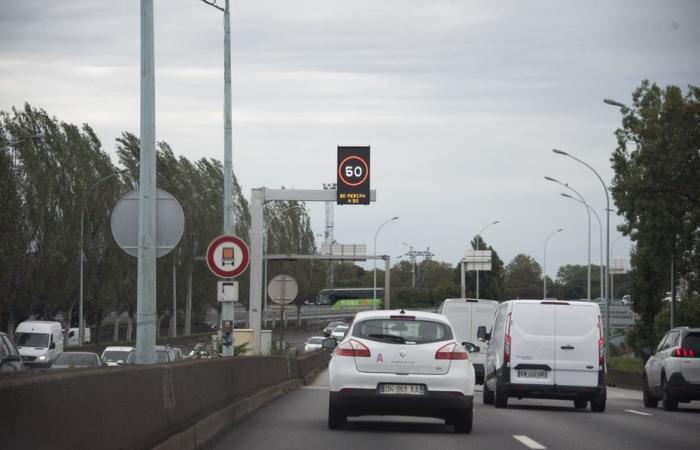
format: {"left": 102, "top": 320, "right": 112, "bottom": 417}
{"left": 171, "top": 252, "right": 177, "bottom": 338}
{"left": 185, "top": 266, "right": 192, "bottom": 336}
{"left": 249, "top": 188, "right": 264, "bottom": 354}
{"left": 79, "top": 209, "right": 84, "bottom": 345}
{"left": 543, "top": 228, "right": 563, "bottom": 299}
{"left": 373, "top": 217, "right": 398, "bottom": 308}
{"left": 135, "top": 0, "right": 157, "bottom": 365}
{"left": 670, "top": 257, "right": 675, "bottom": 329}
{"left": 474, "top": 221, "right": 499, "bottom": 300}
{"left": 460, "top": 261, "right": 465, "bottom": 298}
{"left": 384, "top": 256, "right": 391, "bottom": 309}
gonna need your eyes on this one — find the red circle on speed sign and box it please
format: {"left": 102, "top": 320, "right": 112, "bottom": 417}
{"left": 206, "top": 235, "right": 250, "bottom": 278}
{"left": 338, "top": 155, "right": 369, "bottom": 187}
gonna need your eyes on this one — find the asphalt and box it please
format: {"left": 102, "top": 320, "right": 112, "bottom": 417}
{"left": 212, "top": 369, "right": 700, "bottom": 450}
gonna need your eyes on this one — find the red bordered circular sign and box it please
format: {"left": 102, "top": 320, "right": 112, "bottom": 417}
{"left": 338, "top": 155, "right": 369, "bottom": 187}
{"left": 206, "top": 235, "right": 250, "bottom": 279}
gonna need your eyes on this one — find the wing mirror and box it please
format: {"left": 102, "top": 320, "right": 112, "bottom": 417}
{"left": 322, "top": 338, "right": 338, "bottom": 350}
{"left": 462, "top": 342, "right": 480, "bottom": 353}
{"left": 49, "top": 342, "right": 56, "bottom": 349}
{"left": 476, "top": 326, "right": 490, "bottom": 342}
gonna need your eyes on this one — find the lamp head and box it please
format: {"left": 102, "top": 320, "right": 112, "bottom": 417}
{"left": 544, "top": 176, "right": 559, "bottom": 183}
{"left": 561, "top": 193, "right": 574, "bottom": 199}
{"left": 552, "top": 149, "right": 568, "bottom": 156}
{"left": 603, "top": 98, "right": 627, "bottom": 108}
{"left": 391, "top": 216, "right": 399, "bottom": 221}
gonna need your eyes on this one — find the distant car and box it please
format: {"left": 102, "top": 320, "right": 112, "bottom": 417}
{"left": 643, "top": 327, "right": 700, "bottom": 411}
{"left": 169, "top": 347, "right": 183, "bottom": 361}
{"left": 101, "top": 346, "right": 133, "bottom": 366}
{"left": 326, "top": 310, "right": 475, "bottom": 432}
{"left": 304, "top": 336, "right": 325, "bottom": 352}
{"left": 323, "top": 321, "right": 347, "bottom": 337}
{"left": 51, "top": 352, "right": 102, "bottom": 369}
{"left": 125, "top": 345, "right": 174, "bottom": 364}
{"left": 0, "top": 331, "right": 25, "bottom": 374}
{"left": 330, "top": 325, "right": 349, "bottom": 340}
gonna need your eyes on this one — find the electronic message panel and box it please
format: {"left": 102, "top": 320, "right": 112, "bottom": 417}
{"left": 337, "top": 146, "right": 370, "bottom": 205}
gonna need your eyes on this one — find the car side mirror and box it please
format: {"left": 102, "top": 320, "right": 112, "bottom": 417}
{"left": 640, "top": 347, "right": 653, "bottom": 361}
{"left": 462, "top": 342, "right": 480, "bottom": 353}
{"left": 49, "top": 342, "right": 56, "bottom": 349}
{"left": 477, "top": 326, "right": 488, "bottom": 342}
{"left": 322, "top": 338, "right": 338, "bottom": 350}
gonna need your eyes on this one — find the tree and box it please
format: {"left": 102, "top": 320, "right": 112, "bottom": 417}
{"left": 610, "top": 81, "right": 700, "bottom": 349}
{"left": 455, "top": 236, "right": 506, "bottom": 300}
{"left": 505, "top": 254, "right": 542, "bottom": 299}
{"left": 556, "top": 264, "right": 603, "bottom": 300}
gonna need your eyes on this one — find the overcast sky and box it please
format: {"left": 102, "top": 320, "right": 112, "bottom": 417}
{"left": 1, "top": 0, "right": 699, "bottom": 278}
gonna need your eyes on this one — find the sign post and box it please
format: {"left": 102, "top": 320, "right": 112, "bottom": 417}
{"left": 206, "top": 235, "right": 250, "bottom": 356}
{"left": 267, "top": 274, "right": 298, "bottom": 348}
{"left": 337, "top": 146, "right": 370, "bottom": 205}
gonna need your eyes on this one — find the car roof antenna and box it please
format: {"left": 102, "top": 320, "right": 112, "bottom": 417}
{"left": 400, "top": 309, "right": 405, "bottom": 314}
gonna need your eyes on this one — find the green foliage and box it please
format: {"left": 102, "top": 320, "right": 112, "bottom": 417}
{"left": 505, "top": 254, "right": 542, "bottom": 299}
{"left": 608, "top": 356, "right": 644, "bottom": 373}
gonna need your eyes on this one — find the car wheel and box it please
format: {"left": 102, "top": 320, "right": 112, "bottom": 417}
{"left": 661, "top": 375, "right": 678, "bottom": 412}
{"left": 328, "top": 399, "right": 347, "bottom": 430}
{"left": 494, "top": 376, "right": 508, "bottom": 408}
{"left": 642, "top": 374, "right": 659, "bottom": 408}
{"left": 453, "top": 408, "right": 473, "bottom": 434}
{"left": 483, "top": 380, "right": 495, "bottom": 405}
{"left": 590, "top": 392, "right": 606, "bottom": 412}
{"left": 574, "top": 398, "right": 587, "bottom": 409}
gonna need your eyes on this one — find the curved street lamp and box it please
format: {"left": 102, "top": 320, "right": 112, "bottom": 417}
{"left": 543, "top": 228, "right": 564, "bottom": 299}
{"left": 562, "top": 193, "right": 604, "bottom": 300}
{"left": 545, "top": 176, "right": 592, "bottom": 300}
{"left": 474, "top": 220, "right": 499, "bottom": 299}
{"left": 373, "top": 216, "right": 399, "bottom": 308}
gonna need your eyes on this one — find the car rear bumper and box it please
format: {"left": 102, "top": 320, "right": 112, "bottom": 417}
{"left": 667, "top": 372, "right": 700, "bottom": 400}
{"left": 499, "top": 368, "right": 606, "bottom": 400}
{"left": 330, "top": 389, "right": 473, "bottom": 418}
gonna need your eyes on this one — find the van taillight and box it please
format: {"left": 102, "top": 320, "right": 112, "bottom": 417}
{"left": 504, "top": 313, "right": 512, "bottom": 363}
{"left": 335, "top": 339, "right": 371, "bottom": 357}
{"left": 674, "top": 348, "right": 696, "bottom": 358}
{"left": 435, "top": 342, "right": 468, "bottom": 360}
{"left": 598, "top": 316, "right": 605, "bottom": 366}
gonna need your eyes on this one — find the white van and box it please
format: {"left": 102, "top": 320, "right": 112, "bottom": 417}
{"left": 437, "top": 298, "right": 499, "bottom": 384}
{"left": 482, "top": 300, "right": 606, "bottom": 411}
{"left": 65, "top": 327, "right": 91, "bottom": 346}
{"left": 14, "top": 321, "right": 64, "bottom": 367}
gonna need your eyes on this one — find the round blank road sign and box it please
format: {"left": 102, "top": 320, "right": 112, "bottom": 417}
{"left": 206, "top": 235, "right": 250, "bottom": 279}
{"left": 111, "top": 188, "right": 184, "bottom": 258}
{"left": 268, "top": 274, "right": 298, "bottom": 305}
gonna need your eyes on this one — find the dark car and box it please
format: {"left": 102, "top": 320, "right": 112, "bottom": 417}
{"left": 0, "top": 331, "right": 26, "bottom": 374}
{"left": 51, "top": 352, "right": 102, "bottom": 369}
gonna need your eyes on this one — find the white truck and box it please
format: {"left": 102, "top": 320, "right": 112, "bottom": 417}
{"left": 437, "top": 298, "right": 499, "bottom": 384}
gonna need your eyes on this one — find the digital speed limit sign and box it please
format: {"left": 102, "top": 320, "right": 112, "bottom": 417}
{"left": 337, "top": 146, "right": 370, "bottom": 205}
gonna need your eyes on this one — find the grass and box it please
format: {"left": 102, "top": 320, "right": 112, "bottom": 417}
{"left": 608, "top": 356, "right": 644, "bottom": 373}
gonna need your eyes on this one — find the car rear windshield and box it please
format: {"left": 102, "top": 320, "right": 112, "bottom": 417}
{"left": 353, "top": 319, "right": 453, "bottom": 344}
{"left": 308, "top": 337, "right": 324, "bottom": 344}
{"left": 683, "top": 333, "right": 700, "bottom": 353}
{"left": 102, "top": 351, "right": 130, "bottom": 362}
{"left": 14, "top": 332, "right": 49, "bottom": 348}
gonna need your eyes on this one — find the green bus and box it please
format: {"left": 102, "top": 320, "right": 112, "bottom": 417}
{"left": 317, "top": 288, "right": 384, "bottom": 309}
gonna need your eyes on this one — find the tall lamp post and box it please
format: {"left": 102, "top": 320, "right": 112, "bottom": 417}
{"left": 79, "top": 169, "right": 129, "bottom": 345}
{"left": 545, "top": 176, "right": 592, "bottom": 300}
{"left": 562, "top": 193, "right": 604, "bottom": 299}
{"left": 474, "top": 220, "right": 499, "bottom": 299}
{"left": 553, "top": 148, "right": 610, "bottom": 357}
{"left": 373, "top": 217, "right": 399, "bottom": 308}
{"left": 543, "top": 228, "right": 564, "bottom": 299}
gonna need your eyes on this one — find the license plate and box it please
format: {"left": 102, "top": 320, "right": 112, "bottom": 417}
{"left": 517, "top": 369, "right": 547, "bottom": 379}
{"left": 379, "top": 384, "right": 425, "bottom": 395}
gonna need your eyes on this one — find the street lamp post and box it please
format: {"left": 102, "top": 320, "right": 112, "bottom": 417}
{"left": 553, "top": 148, "right": 611, "bottom": 358}
{"left": 543, "top": 228, "right": 564, "bottom": 299}
{"left": 373, "top": 217, "right": 399, "bottom": 308}
{"left": 562, "top": 193, "right": 604, "bottom": 299}
{"left": 545, "top": 176, "right": 592, "bottom": 300}
{"left": 79, "top": 170, "right": 128, "bottom": 345}
{"left": 474, "top": 220, "right": 499, "bottom": 299}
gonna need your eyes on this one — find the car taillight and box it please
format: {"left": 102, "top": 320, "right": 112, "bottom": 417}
{"left": 504, "top": 313, "right": 512, "bottom": 363}
{"left": 598, "top": 315, "right": 605, "bottom": 366}
{"left": 674, "top": 348, "right": 696, "bottom": 357}
{"left": 435, "top": 342, "right": 468, "bottom": 360}
{"left": 335, "top": 339, "right": 371, "bottom": 357}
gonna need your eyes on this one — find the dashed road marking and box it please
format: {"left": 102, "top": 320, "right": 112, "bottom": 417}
{"left": 625, "top": 409, "right": 652, "bottom": 416}
{"left": 513, "top": 435, "right": 546, "bottom": 449}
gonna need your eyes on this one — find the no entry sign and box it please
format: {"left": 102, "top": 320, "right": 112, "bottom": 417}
{"left": 337, "top": 146, "right": 370, "bottom": 205}
{"left": 206, "top": 235, "right": 250, "bottom": 279}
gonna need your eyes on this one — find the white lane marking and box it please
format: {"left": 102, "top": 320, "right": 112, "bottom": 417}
{"left": 300, "top": 385, "right": 328, "bottom": 390}
{"left": 625, "top": 409, "right": 652, "bottom": 416}
{"left": 513, "top": 435, "right": 546, "bottom": 449}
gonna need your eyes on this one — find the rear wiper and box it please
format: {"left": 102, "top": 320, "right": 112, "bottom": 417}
{"left": 368, "top": 334, "right": 406, "bottom": 344}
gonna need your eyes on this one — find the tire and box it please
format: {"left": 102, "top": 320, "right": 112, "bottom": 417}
{"left": 328, "top": 399, "right": 347, "bottom": 430}
{"left": 574, "top": 398, "right": 587, "bottom": 409}
{"left": 642, "top": 374, "right": 659, "bottom": 408}
{"left": 483, "top": 380, "right": 495, "bottom": 405}
{"left": 453, "top": 408, "right": 473, "bottom": 434}
{"left": 590, "top": 392, "right": 606, "bottom": 412}
{"left": 494, "top": 376, "right": 508, "bottom": 409}
{"left": 661, "top": 375, "right": 678, "bottom": 412}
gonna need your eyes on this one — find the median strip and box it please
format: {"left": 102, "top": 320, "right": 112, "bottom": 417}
{"left": 513, "top": 435, "right": 546, "bottom": 449}
{"left": 624, "top": 409, "right": 652, "bottom": 416}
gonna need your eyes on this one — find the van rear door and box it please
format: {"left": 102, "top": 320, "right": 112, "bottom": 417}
{"left": 554, "top": 303, "right": 599, "bottom": 387}
{"left": 510, "top": 303, "right": 555, "bottom": 385}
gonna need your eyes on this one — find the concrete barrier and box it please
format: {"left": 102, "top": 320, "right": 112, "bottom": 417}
{"left": 0, "top": 351, "right": 329, "bottom": 450}
{"left": 607, "top": 369, "right": 643, "bottom": 390}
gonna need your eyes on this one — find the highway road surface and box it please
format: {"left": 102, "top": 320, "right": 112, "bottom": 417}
{"left": 213, "top": 369, "right": 700, "bottom": 450}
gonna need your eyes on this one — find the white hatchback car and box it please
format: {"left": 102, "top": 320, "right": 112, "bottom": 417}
{"left": 326, "top": 310, "right": 476, "bottom": 433}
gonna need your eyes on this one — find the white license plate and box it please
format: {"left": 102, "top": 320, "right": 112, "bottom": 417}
{"left": 517, "top": 369, "right": 548, "bottom": 379}
{"left": 379, "top": 384, "right": 425, "bottom": 395}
